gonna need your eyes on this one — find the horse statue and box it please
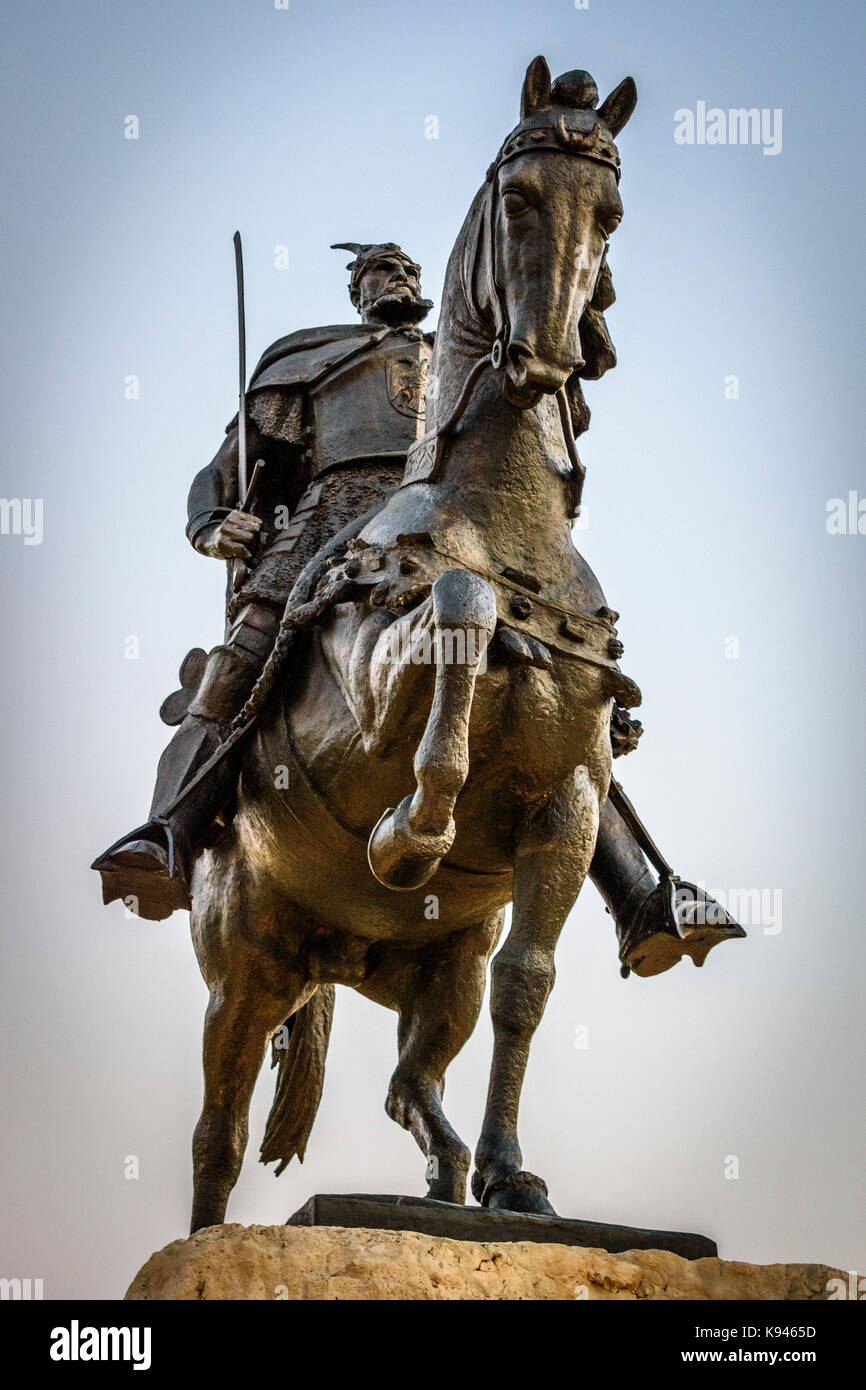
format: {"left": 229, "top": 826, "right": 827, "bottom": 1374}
{"left": 110, "top": 58, "right": 742, "bottom": 1234}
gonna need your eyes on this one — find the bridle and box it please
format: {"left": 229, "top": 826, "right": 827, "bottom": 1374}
{"left": 403, "top": 131, "right": 619, "bottom": 517}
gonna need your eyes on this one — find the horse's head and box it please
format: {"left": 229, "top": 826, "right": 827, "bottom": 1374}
{"left": 486, "top": 57, "right": 637, "bottom": 409}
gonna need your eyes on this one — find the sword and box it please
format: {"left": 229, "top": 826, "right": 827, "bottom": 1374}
{"left": 232, "top": 232, "right": 265, "bottom": 590}
{"left": 607, "top": 779, "right": 675, "bottom": 880}
{"left": 233, "top": 230, "right": 249, "bottom": 505}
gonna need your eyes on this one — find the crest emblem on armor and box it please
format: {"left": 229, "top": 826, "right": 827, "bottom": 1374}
{"left": 385, "top": 356, "right": 427, "bottom": 419}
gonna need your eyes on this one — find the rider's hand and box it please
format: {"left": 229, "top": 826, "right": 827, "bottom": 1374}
{"left": 196, "top": 509, "right": 262, "bottom": 560}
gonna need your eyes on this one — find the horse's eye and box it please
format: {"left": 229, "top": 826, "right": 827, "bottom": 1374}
{"left": 502, "top": 188, "right": 531, "bottom": 216}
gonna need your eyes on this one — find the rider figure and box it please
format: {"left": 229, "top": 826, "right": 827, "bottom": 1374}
{"left": 94, "top": 243, "right": 743, "bottom": 975}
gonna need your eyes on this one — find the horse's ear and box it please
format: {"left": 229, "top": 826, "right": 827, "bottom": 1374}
{"left": 597, "top": 76, "right": 637, "bottom": 136}
{"left": 521, "top": 56, "right": 552, "bottom": 117}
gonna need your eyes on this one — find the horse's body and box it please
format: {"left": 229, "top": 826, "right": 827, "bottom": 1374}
{"left": 188, "top": 59, "right": 640, "bottom": 1232}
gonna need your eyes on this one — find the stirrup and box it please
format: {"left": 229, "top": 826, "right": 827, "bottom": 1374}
{"left": 91, "top": 820, "right": 189, "bottom": 921}
{"left": 619, "top": 876, "right": 746, "bottom": 978}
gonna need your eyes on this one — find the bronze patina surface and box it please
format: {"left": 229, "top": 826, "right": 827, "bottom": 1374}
{"left": 94, "top": 58, "right": 744, "bottom": 1234}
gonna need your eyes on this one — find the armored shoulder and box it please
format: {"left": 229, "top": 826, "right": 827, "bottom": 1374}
{"left": 246, "top": 387, "right": 304, "bottom": 448}
{"left": 250, "top": 323, "right": 368, "bottom": 382}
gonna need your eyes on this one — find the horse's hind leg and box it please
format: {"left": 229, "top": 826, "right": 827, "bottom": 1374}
{"left": 189, "top": 885, "right": 312, "bottom": 1232}
{"left": 474, "top": 767, "right": 603, "bottom": 1215}
{"left": 361, "top": 912, "right": 503, "bottom": 1202}
{"left": 368, "top": 569, "right": 497, "bottom": 890}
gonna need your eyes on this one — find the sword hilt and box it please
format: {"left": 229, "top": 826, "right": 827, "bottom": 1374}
{"left": 231, "top": 459, "right": 266, "bottom": 593}
{"left": 240, "top": 458, "right": 266, "bottom": 514}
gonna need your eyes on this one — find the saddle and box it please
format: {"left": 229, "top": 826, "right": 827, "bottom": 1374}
{"left": 318, "top": 532, "right": 642, "bottom": 710}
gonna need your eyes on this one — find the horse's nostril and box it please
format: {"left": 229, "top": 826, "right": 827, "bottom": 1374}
{"left": 505, "top": 343, "right": 571, "bottom": 396}
{"left": 505, "top": 341, "right": 534, "bottom": 385}
{"left": 507, "top": 341, "right": 533, "bottom": 367}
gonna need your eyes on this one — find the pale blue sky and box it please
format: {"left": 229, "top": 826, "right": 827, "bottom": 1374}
{"left": 0, "top": 0, "right": 863, "bottom": 1297}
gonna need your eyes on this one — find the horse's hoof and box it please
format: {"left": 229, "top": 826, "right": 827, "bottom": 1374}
{"left": 367, "top": 796, "right": 455, "bottom": 891}
{"left": 476, "top": 1170, "right": 557, "bottom": 1215}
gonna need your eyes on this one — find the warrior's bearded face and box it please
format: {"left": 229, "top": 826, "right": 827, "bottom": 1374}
{"left": 357, "top": 255, "right": 432, "bottom": 327}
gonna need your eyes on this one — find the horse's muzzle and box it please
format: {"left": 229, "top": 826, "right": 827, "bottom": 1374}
{"left": 503, "top": 340, "right": 578, "bottom": 408}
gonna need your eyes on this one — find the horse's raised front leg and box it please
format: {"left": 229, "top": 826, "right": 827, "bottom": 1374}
{"left": 360, "top": 911, "right": 504, "bottom": 1203}
{"left": 368, "top": 569, "right": 497, "bottom": 890}
{"left": 473, "top": 766, "right": 603, "bottom": 1214}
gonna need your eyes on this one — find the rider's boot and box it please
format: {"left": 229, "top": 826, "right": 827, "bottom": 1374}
{"left": 590, "top": 796, "right": 746, "bottom": 978}
{"left": 93, "top": 604, "right": 279, "bottom": 920}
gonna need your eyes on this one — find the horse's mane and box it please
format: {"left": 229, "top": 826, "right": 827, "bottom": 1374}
{"left": 446, "top": 179, "right": 619, "bottom": 440}
{"left": 569, "top": 256, "right": 618, "bottom": 438}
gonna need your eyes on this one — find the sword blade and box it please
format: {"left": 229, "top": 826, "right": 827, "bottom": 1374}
{"left": 233, "top": 231, "right": 248, "bottom": 504}
{"left": 608, "top": 779, "right": 675, "bottom": 880}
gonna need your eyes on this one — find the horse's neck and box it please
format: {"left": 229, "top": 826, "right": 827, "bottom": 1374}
{"left": 428, "top": 186, "right": 495, "bottom": 430}
{"left": 426, "top": 187, "right": 575, "bottom": 575}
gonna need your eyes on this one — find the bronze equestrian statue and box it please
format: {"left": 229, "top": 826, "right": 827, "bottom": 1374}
{"left": 94, "top": 58, "right": 743, "bottom": 1233}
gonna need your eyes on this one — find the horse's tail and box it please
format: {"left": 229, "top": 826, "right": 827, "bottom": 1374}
{"left": 260, "top": 986, "right": 335, "bottom": 1175}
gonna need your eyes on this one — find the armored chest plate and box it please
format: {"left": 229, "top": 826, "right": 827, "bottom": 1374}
{"left": 309, "top": 335, "right": 430, "bottom": 476}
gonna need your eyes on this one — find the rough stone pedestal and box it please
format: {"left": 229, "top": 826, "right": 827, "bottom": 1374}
{"left": 125, "top": 1224, "right": 844, "bottom": 1301}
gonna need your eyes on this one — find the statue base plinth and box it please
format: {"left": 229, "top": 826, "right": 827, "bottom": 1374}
{"left": 287, "top": 1192, "right": 717, "bottom": 1261}
{"left": 125, "top": 1220, "right": 844, "bottom": 1301}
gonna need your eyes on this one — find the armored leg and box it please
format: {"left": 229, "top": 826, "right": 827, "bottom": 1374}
{"left": 590, "top": 707, "right": 745, "bottom": 977}
{"left": 93, "top": 603, "right": 281, "bottom": 920}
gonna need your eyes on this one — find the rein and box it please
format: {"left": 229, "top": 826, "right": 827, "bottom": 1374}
{"left": 402, "top": 170, "right": 591, "bottom": 515}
